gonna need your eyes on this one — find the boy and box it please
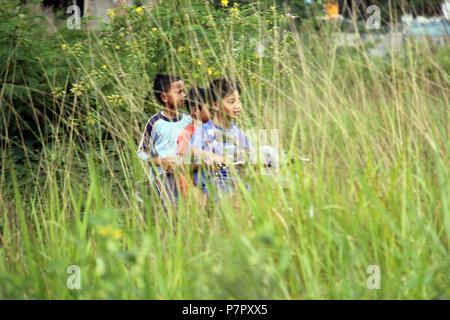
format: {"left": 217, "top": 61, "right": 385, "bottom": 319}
{"left": 177, "top": 87, "right": 228, "bottom": 201}
{"left": 188, "top": 78, "right": 253, "bottom": 201}
{"left": 176, "top": 87, "right": 211, "bottom": 156}
{"left": 137, "top": 74, "right": 192, "bottom": 203}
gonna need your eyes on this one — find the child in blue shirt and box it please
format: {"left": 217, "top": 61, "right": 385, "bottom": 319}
{"left": 137, "top": 74, "right": 192, "bottom": 204}
{"left": 189, "top": 78, "right": 253, "bottom": 201}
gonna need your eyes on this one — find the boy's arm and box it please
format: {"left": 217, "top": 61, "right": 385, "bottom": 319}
{"left": 187, "top": 125, "right": 226, "bottom": 171}
{"left": 138, "top": 149, "right": 178, "bottom": 173}
{"left": 189, "top": 147, "right": 225, "bottom": 171}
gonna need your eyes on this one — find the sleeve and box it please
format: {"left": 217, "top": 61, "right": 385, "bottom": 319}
{"left": 177, "top": 125, "right": 193, "bottom": 155}
{"left": 176, "top": 131, "right": 184, "bottom": 155}
{"left": 137, "top": 119, "right": 156, "bottom": 161}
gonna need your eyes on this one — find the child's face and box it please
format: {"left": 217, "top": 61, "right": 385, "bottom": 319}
{"left": 219, "top": 90, "right": 241, "bottom": 120}
{"left": 162, "top": 80, "right": 186, "bottom": 109}
{"left": 199, "top": 105, "right": 211, "bottom": 123}
{"left": 192, "top": 105, "right": 211, "bottom": 124}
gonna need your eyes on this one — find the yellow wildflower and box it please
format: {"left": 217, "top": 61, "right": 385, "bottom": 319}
{"left": 102, "top": 65, "right": 107, "bottom": 70}
{"left": 230, "top": 7, "right": 239, "bottom": 15}
{"left": 61, "top": 44, "right": 67, "bottom": 50}
{"left": 178, "top": 47, "right": 184, "bottom": 52}
{"left": 107, "top": 9, "right": 116, "bottom": 18}
{"left": 221, "top": 0, "right": 229, "bottom": 7}
{"left": 136, "top": 6, "right": 143, "bottom": 14}
{"left": 270, "top": 6, "right": 275, "bottom": 11}
{"left": 253, "top": 53, "right": 259, "bottom": 59}
{"left": 197, "top": 60, "right": 202, "bottom": 66}
{"left": 115, "top": 45, "right": 120, "bottom": 50}
{"left": 98, "top": 225, "right": 123, "bottom": 240}
{"left": 152, "top": 27, "right": 158, "bottom": 32}
{"left": 207, "top": 68, "right": 213, "bottom": 75}
{"left": 106, "top": 94, "right": 125, "bottom": 107}
{"left": 70, "top": 82, "right": 85, "bottom": 97}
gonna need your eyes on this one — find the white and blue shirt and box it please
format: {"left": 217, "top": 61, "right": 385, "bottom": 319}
{"left": 137, "top": 111, "right": 192, "bottom": 176}
{"left": 188, "top": 120, "right": 252, "bottom": 194}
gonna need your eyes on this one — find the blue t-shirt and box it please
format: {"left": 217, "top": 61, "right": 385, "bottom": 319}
{"left": 137, "top": 111, "right": 192, "bottom": 176}
{"left": 189, "top": 120, "right": 252, "bottom": 196}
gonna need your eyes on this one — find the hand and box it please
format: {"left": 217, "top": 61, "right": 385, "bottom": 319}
{"left": 159, "top": 156, "right": 177, "bottom": 173}
{"left": 203, "top": 152, "right": 226, "bottom": 170}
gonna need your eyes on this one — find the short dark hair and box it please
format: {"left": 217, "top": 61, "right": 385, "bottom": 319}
{"left": 209, "top": 78, "right": 241, "bottom": 103}
{"left": 186, "top": 87, "right": 209, "bottom": 113}
{"left": 153, "top": 74, "right": 181, "bottom": 105}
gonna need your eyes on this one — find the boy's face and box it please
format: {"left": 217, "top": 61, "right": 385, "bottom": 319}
{"left": 161, "top": 80, "right": 186, "bottom": 109}
{"left": 192, "top": 104, "right": 211, "bottom": 124}
{"left": 218, "top": 90, "right": 241, "bottom": 120}
{"left": 198, "top": 104, "right": 211, "bottom": 123}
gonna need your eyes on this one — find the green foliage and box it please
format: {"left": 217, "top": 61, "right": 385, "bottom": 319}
{"left": 0, "top": 0, "right": 449, "bottom": 300}
{"left": 0, "top": 0, "right": 86, "bottom": 151}
{"left": 1, "top": 0, "right": 297, "bottom": 140}
{"left": 91, "top": 1, "right": 296, "bottom": 111}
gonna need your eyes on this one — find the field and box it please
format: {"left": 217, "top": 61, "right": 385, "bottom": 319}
{"left": 0, "top": 0, "right": 449, "bottom": 299}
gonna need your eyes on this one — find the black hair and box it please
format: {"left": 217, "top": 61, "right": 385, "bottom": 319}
{"left": 152, "top": 74, "right": 181, "bottom": 105}
{"left": 186, "top": 87, "right": 209, "bottom": 113}
{"left": 209, "top": 77, "right": 241, "bottom": 103}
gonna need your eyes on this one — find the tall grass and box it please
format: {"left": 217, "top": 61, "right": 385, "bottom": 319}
{"left": 0, "top": 0, "right": 449, "bottom": 299}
